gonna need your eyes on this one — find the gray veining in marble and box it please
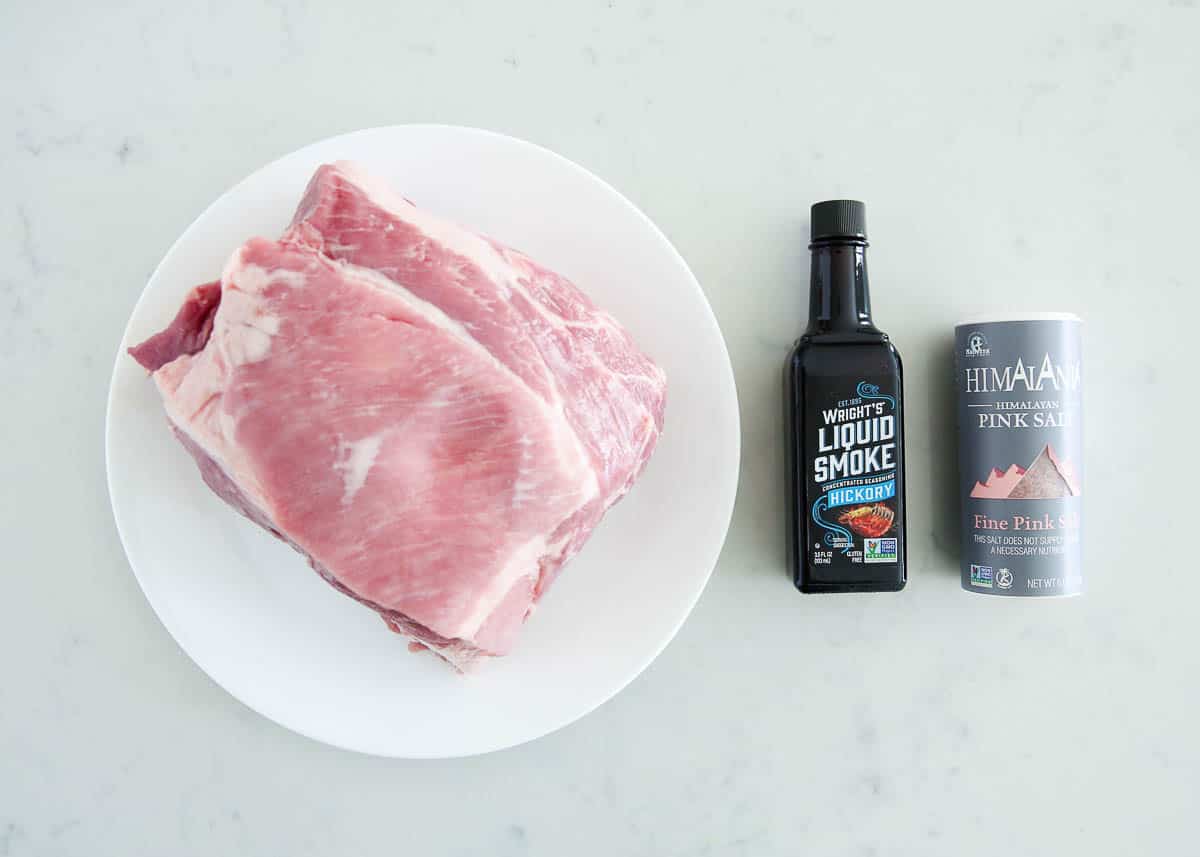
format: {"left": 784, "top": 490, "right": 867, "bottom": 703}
{"left": 2, "top": 0, "right": 1197, "bottom": 854}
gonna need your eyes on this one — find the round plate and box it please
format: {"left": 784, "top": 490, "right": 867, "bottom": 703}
{"left": 106, "top": 125, "right": 739, "bottom": 758}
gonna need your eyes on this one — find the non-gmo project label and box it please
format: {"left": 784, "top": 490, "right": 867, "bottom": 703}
{"left": 970, "top": 564, "right": 994, "bottom": 588}
{"left": 864, "top": 537, "right": 898, "bottom": 564}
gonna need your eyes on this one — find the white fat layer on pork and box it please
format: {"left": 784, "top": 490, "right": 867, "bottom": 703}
{"left": 332, "top": 160, "right": 519, "bottom": 294}
{"left": 226, "top": 257, "right": 311, "bottom": 292}
{"left": 334, "top": 432, "right": 385, "bottom": 505}
{"left": 452, "top": 532, "right": 549, "bottom": 641}
{"left": 215, "top": 261, "right": 286, "bottom": 366}
{"left": 154, "top": 366, "right": 274, "bottom": 523}
{"left": 151, "top": 249, "right": 294, "bottom": 518}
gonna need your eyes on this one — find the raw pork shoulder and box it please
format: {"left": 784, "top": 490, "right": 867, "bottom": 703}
{"left": 130, "top": 162, "right": 667, "bottom": 669}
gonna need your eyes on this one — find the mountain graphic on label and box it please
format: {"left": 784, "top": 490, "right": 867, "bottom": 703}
{"left": 970, "top": 444, "right": 1081, "bottom": 499}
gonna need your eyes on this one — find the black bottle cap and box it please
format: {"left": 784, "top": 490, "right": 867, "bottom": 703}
{"left": 811, "top": 200, "right": 867, "bottom": 242}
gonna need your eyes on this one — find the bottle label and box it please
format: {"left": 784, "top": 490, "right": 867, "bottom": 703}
{"left": 955, "top": 320, "right": 1083, "bottom": 596}
{"left": 806, "top": 378, "right": 902, "bottom": 573}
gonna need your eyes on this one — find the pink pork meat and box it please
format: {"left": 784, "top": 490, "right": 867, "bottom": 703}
{"left": 130, "top": 162, "right": 667, "bottom": 670}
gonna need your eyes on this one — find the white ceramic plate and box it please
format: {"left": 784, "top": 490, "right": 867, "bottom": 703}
{"left": 106, "top": 125, "right": 739, "bottom": 758}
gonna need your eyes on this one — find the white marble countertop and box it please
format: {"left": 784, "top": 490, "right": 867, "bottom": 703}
{"left": 3, "top": 0, "right": 1197, "bottom": 853}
